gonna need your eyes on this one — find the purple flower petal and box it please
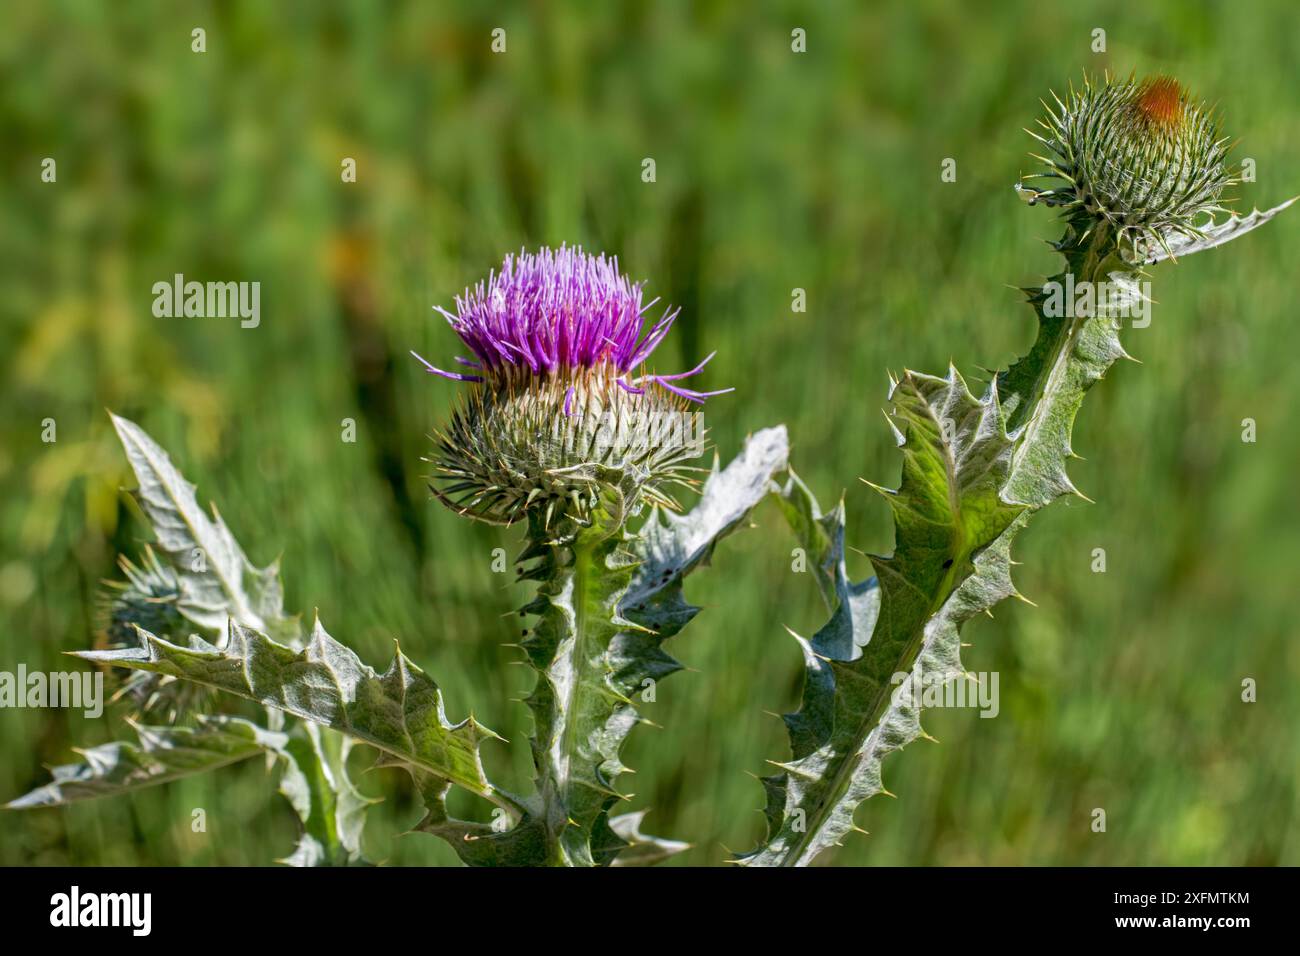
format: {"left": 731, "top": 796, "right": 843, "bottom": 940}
{"left": 651, "top": 351, "right": 717, "bottom": 382}
{"left": 421, "top": 246, "right": 730, "bottom": 402}
{"left": 410, "top": 350, "right": 485, "bottom": 382}
{"left": 649, "top": 377, "right": 735, "bottom": 403}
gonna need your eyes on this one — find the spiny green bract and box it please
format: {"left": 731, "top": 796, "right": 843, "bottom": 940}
{"left": 430, "top": 364, "right": 704, "bottom": 527}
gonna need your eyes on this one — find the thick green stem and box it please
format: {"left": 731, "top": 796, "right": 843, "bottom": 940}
{"left": 518, "top": 492, "right": 649, "bottom": 866}
{"left": 512, "top": 426, "right": 792, "bottom": 866}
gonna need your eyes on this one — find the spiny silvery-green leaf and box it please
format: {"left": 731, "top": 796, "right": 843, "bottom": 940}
{"left": 744, "top": 476, "right": 862, "bottom": 849}
{"left": 747, "top": 489, "right": 1018, "bottom": 866}
{"left": 743, "top": 77, "right": 1290, "bottom": 866}
{"left": 101, "top": 416, "right": 374, "bottom": 866}
{"left": 766, "top": 470, "right": 882, "bottom": 699}
{"left": 7, "top": 711, "right": 374, "bottom": 866}
{"left": 73, "top": 616, "right": 520, "bottom": 817}
{"left": 430, "top": 427, "right": 788, "bottom": 866}
{"left": 997, "top": 216, "right": 1140, "bottom": 507}
{"left": 109, "top": 413, "right": 293, "bottom": 640}
{"left": 100, "top": 415, "right": 305, "bottom": 731}
{"left": 89, "top": 417, "right": 479, "bottom": 865}
{"left": 4, "top": 716, "right": 283, "bottom": 809}
{"left": 607, "top": 810, "right": 691, "bottom": 866}
{"left": 402, "top": 767, "right": 548, "bottom": 866}
{"left": 623, "top": 425, "right": 790, "bottom": 637}
{"left": 279, "top": 724, "right": 378, "bottom": 867}
{"left": 870, "top": 367, "right": 1024, "bottom": 604}
{"left": 769, "top": 467, "right": 839, "bottom": 611}
{"left": 1141, "top": 198, "right": 1297, "bottom": 264}
{"left": 740, "top": 370, "right": 1021, "bottom": 866}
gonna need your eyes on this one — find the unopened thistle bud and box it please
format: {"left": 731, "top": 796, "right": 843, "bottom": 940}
{"left": 415, "top": 245, "right": 731, "bottom": 526}
{"left": 100, "top": 549, "right": 182, "bottom": 647}
{"left": 99, "top": 548, "right": 210, "bottom": 722}
{"left": 1020, "top": 73, "right": 1236, "bottom": 261}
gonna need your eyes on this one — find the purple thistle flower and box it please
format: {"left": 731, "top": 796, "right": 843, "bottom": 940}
{"left": 412, "top": 245, "right": 732, "bottom": 404}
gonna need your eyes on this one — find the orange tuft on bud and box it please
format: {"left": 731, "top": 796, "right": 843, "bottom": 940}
{"left": 1134, "top": 75, "right": 1184, "bottom": 130}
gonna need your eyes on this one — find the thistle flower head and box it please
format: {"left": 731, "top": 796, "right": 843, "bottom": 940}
{"left": 1021, "top": 73, "right": 1235, "bottom": 259}
{"left": 417, "top": 246, "right": 729, "bottom": 526}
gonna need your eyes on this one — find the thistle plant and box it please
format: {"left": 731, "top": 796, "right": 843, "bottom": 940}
{"left": 406, "top": 244, "right": 763, "bottom": 865}
{"left": 6, "top": 74, "right": 1289, "bottom": 868}
{"left": 8, "top": 249, "right": 786, "bottom": 868}
{"left": 738, "top": 73, "right": 1292, "bottom": 866}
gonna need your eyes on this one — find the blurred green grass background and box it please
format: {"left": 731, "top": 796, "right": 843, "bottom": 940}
{"left": 2, "top": 0, "right": 1297, "bottom": 866}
